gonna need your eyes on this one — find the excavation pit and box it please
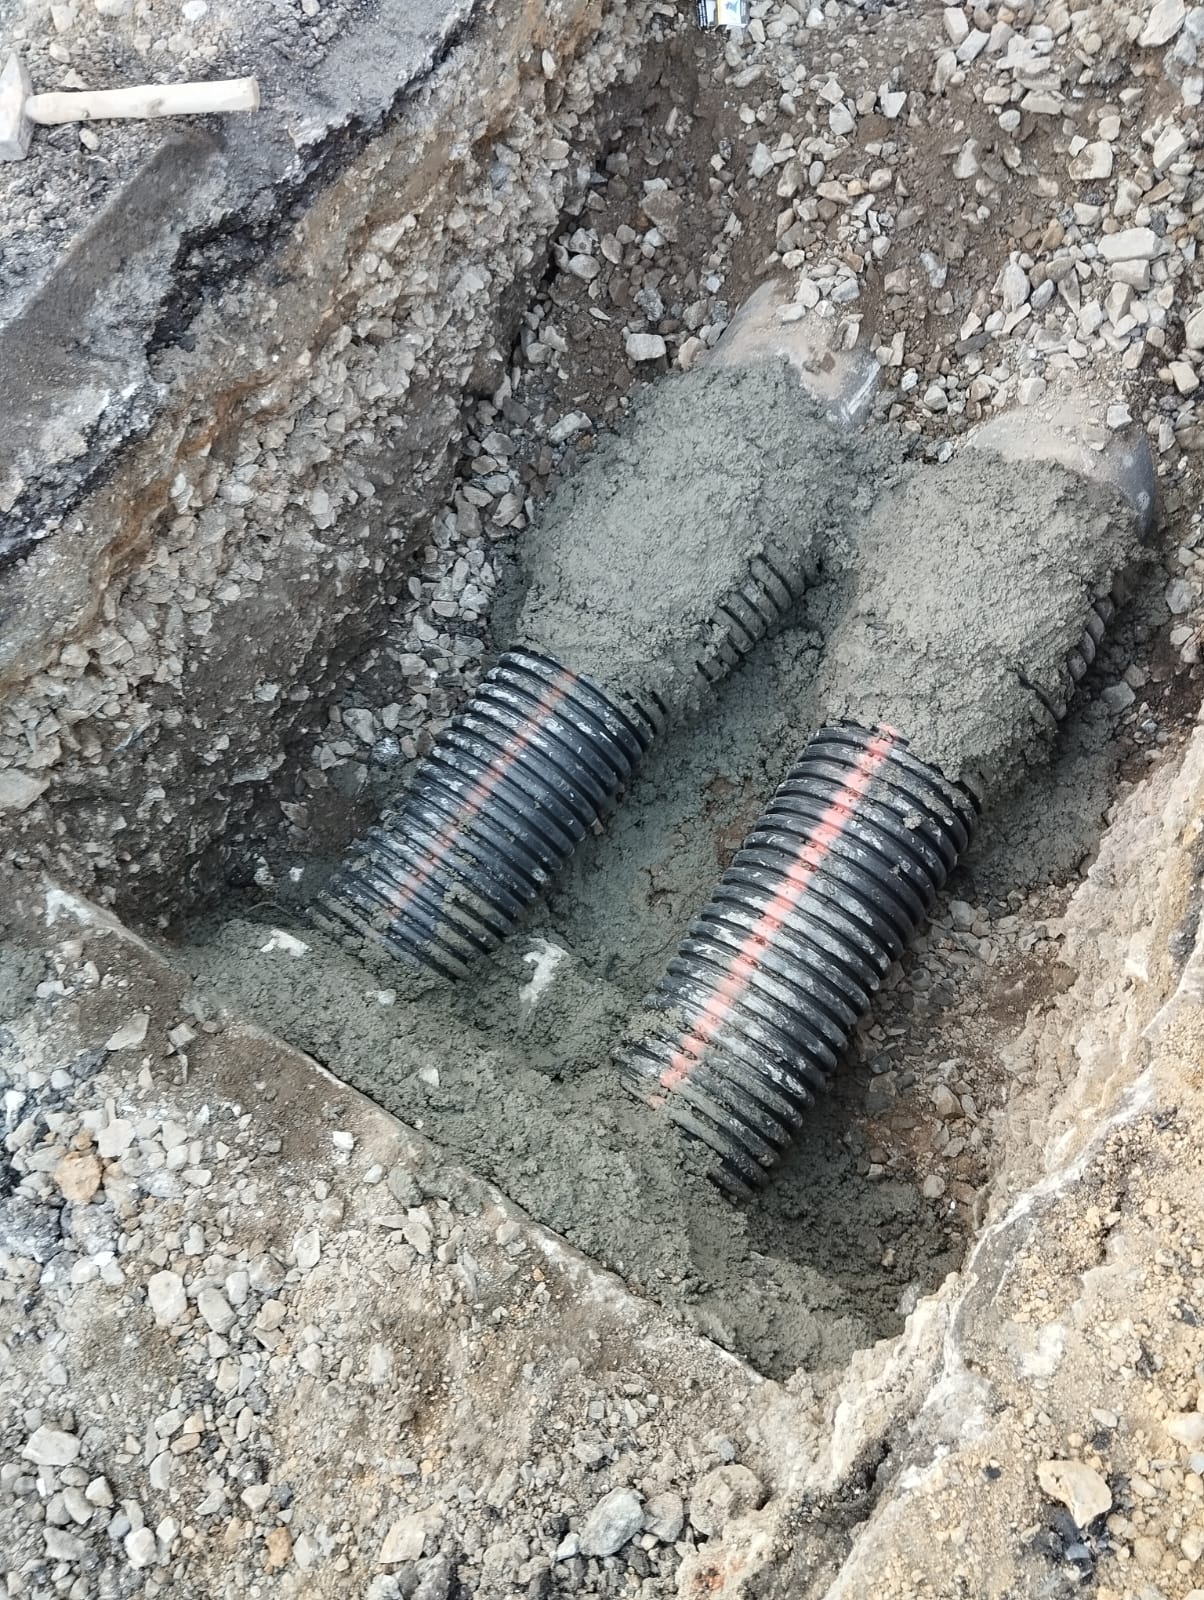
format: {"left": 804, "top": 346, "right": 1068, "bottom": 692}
{"left": 3, "top": 1, "right": 1204, "bottom": 1593}
{"left": 0, "top": 0, "right": 1194, "bottom": 1381}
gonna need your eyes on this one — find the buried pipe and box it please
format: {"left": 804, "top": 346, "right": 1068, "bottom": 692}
{"left": 618, "top": 394, "right": 1159, "bottom": 1194}
{"left": 316, "top": 298, "right": 882, "bottom": 980}
{"left": 314, "top": 650, "right": 655, "bottom": 981}
{"left": 619, "top": 723, "right": 977, "bottom": 1196}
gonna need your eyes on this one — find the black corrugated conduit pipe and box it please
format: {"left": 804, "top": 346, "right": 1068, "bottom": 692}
{"left": 313, "top": 547, "right": 809, "bottom": 981}
{"left": 619, "top": 723, "right": 978, "bottom": 1195}
{"left": 616, "top": 586, "right": 1147, "bottom": 1195}
{"left": 617, "top": 395, "right": 1158, "bottom": 1193}
{"left": 314, "top": 650, "right": 656, "bottom": 981}
{"left": 313, "top": 349, "right": 871, "bottom": 981}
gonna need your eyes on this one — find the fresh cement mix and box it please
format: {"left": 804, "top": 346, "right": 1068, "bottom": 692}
{"left": 176, "top": 361, "right": 1143, "bottom": 1380}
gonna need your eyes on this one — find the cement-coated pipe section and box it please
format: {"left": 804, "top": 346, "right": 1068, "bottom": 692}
{"left": 316, "top": 650, "right": 655, "bottom": 980}
{"left": 619, "top": 724, "right": 977, "bottom": 1196}
{"left": 315, "top": 345, "right": 872, "bottom": 979}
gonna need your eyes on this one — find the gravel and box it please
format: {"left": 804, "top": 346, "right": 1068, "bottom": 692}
{"left": 4, "top": 0, "right": 1204, "bottom": 1595}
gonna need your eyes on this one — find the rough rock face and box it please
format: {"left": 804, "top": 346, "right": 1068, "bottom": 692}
{"left": 0, "top": 0, "right": 656, "bottom": 917}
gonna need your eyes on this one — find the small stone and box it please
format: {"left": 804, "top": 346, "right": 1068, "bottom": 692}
{"left": 943, "top": 6, "right": 969, "bottom": 44}
{"left": 644, "top": 1492, "right": 685, "bottom": 1543}
{"left": 197, "top": 1287, "right": 236, "bottom": 1334}
{"left": 922, "top": 1174, "right": 947, "bottom": 1199}
{"left": 1139, "top": 0, "right": 1186, "bottom": 47}
{"left": 125, "top": 1526, "right": 157, "bottom": 1569}
{"left": 265, "top": 1526, "right": 292, "bottom": 1569}
{"left": 1170, "top": 361, "right": 1200, "bottom": 395}
{"left": 998, "top": 260, "right": 1031, "bottom": 310}
{"left": 1166, "top": 1413, "right": 1204, "bottom": 1448}
{"left": 1183, "top": 1526, "right": 1204, "bottom": 1562}
{"left": 1037, "top": 1459, "right": 1112, "bottom": 1527}
{"left": 62, "top": 1487, "right": 91, "bottom": 1524}
{"left": 922, "top": 384, "right": 948, "bottom": 412}
{"left": 85, "top": 1477, "right": 113, "bottom": 1507}
{"left": 23, "top": 1428, "right": 80, "bottom": 1467}
{"left": 547, "top": 410, "right": 591, "bottom": 445}
{"left": 640, "top": 189, "right": 683, "bottom": 242}
{"left": 1069, "top": 142, "right": 1114, "bottom": 181}
{"left": 1017, "top": 377, "right": 1047, "bottom": 406}
{"left": 953, "top": 139, "right": 980, "bottom": 179}
{"left": 1101, "top": 682, "right": 1136, "bottom": 712}
{"left": 749, "top": 142, "right": 773, "bottom": 179}
{"left": 45, "top": 1528, "right": 85, "bottom": 1561}
{"left": 625, "top": 333, "right": 667, "bottom": 363}
{"left": 1167, "top": 578, "right": 1194, "bottom": 615}
{"left": 1153, "top": 125, "right": 1187, "bottom": 169}
{"left": 293, "top": 1230, "right": 320, "bottom": 1270}
{"left": 1099, "top": 228, "right": 1159, "bottom": 264}
{"left": 97, "top": 1118, "right": 134, "bottom": 1159}
{"left": 690, "top": 1465, "right": 766, "bottom": 1538}
{"left": 147, "top": 1271, "right": 187, "bottom": 1326}
{"left": 105, "top": 1014, "right": 149, "bottom": 1052}
{"left": 54, "top": 1150, "right": 102, "bottom": 1204}
{"left": 0, "top": 771, "right": 48, "bottom": 811}
{"left": 829, "top": 103, "right": 855, "bottom": 136}
{"left": 578, "top": 1487, "right": 645, "bottom": 1557}
{"left": 1185, "top": 307, "right": 1204, "bottom": 350}
{"left": 379, "top": 1511, "right": 429, "bottom": 1564}
{"left": 566, "top": 254, "right": 599, "bottom": 282}
{"left": 931, "top": 1085, "right": 960, "bottom": 1119}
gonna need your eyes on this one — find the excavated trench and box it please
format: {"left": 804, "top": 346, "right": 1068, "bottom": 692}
{"left": 161, "top": 95, "right": 1173, "bottom": 1381}
{"left": 2, "top": 11, "right": 1193, "bottom": 1388}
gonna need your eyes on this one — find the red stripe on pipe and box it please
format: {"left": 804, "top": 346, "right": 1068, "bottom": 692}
{"left": 654, "top": 727, "right": 899, "bottom": 1101}
{"left": 381, "top": 668, "right": 576, "bottom": 922}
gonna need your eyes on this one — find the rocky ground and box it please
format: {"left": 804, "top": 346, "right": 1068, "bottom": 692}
{"left": 4, "top": 0, "right": 1204, "bottom": 1596}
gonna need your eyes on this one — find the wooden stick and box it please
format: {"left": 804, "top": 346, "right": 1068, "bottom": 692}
{"left": 25, "top": 77, "right": 260, "bottom": 126}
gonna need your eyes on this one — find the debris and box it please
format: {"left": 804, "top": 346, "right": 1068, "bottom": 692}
{"left": 1036, "top": 1460, "right": 1112, "bottom": 1527}
{"left": 577, "top": 1487, "right": 644, "bottom": 1557}
{"left": 22, "top": 1428, "right": 80, "bottom": 1466}
{"left": 624, "top": 332, "right": 668, "bottom": 362}
{"left": 1139, "top": 0, "right": 1186, "bottom": 47}
{"left": 105, "top": 1013, "right": 150, "bottom": 1051}
{"left": 53, "top": 1149, "right": 102, "bottom": 1203}
{"left": 690, "top": 1465, "right": 766, "bottom": 1537}
{"left": 147, "top": 1270, "right": 187, "bottom": 1326}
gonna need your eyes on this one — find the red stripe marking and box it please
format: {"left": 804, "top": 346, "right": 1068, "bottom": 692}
{"left": 379, "top": 667, "right": 576, "bottom": 922}
{"left": 654, "top": 727, "right": 899, "bottom": 1100}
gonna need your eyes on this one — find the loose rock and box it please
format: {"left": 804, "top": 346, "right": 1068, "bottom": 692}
{"left": 578, "top": 1487, "right": 644, "bottom": 1557}
{"left": 690, "top": 1465, "right": 766, "bottom": 1538}
{"left": 1036, "top": 1459, "right": 1112, "bottom": 1527}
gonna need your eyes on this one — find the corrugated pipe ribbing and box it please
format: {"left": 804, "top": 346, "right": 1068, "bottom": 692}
{"left": 315, "top": 649, "right": 656, "bottom": 980}
{"left": 619, "top": 724, "right": 979, "bottom": 1195}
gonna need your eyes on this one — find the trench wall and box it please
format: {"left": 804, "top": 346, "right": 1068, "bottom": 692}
{"left": 0, "top": 0, "right": 655, "bottom": 919}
